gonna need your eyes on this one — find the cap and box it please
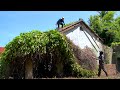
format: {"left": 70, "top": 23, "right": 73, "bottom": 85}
{"left": 99, "top": 51, "right": 103, "bottom": 54}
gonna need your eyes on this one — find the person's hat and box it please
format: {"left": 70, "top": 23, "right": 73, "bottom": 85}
{"left": 62, "top": 17, "right": 64, "bottom": 19}
{"left": 99, "top": 51, "right": 103, "bottom": 54}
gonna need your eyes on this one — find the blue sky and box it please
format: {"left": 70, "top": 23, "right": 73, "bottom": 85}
{"left": 0, "top": 11, "right": 120, "bottom": 47}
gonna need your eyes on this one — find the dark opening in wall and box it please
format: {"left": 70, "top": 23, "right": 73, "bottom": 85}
{"left": 80, "top": 26, "right": 83, "bottom": 31}
{"left": 117, "top": 57, "right": 120, "bottom": 72}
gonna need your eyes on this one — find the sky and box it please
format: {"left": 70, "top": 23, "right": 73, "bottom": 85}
{"left": 0, "top": 11, "right": 120, "bottom": 47}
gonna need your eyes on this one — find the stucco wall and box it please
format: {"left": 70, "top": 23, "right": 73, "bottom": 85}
{"left": 83, "top": 24, "right": 104, "bottom": 56}
{"left": 112, "top": 45, "right": 120, "bottom": 72}
{"left": 64, "top": 24, "right": 103, "bottom": 58}
{"left": 64, "top": 27, "right": 80, "bottom": 47}
{"left": 103, "top": 45, "right": 113, "bottom": 64}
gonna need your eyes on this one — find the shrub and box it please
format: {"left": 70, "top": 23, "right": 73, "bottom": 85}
{"left": 80, "top": 46, "right": 97, "bottom": 71}
{"left": 67, "top": 38, "right": 97, "bottom": 71}
{"left": 0, "top": 30, "right": 96, "bottom": 79}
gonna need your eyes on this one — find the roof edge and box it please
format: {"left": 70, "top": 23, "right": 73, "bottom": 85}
{"left": 80, "top": 20, "right": 104, "bottom": 42}
{"left": 59, "top": 19, "right": 104, "bottom": 42}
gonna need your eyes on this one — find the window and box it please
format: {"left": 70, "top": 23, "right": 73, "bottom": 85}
{"left": 80, "top": 26, "right": 83, "bottom": 31}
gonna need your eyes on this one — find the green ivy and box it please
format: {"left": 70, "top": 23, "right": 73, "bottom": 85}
{"left": 111, "top": 42, "right": 120, "bottom": 47}
{"left": 0, "top": 30, "right": 96, "bottom": 78}
{"left": 63, "top": 21, "right": 76, "bottom": 27}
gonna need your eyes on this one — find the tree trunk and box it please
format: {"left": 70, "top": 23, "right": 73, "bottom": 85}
{"left": 25, "top": 59, "right": 33, "bottom": 79}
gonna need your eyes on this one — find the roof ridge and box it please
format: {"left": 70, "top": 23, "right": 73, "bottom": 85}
{"left": 59, "top": 20, "right": 81, "bottom": 31}
{"left": 59, "top": 19, "right": 103, "bottom": 42}
{"left": 81, "top": 20, "right": 103, "bottom": 42}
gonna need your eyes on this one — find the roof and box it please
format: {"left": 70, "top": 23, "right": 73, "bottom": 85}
{"left": 0, "top": 47, "right": 5, "bottom": 53}
{"left": 59, "top": 19, "right": 103, "bottom": 42}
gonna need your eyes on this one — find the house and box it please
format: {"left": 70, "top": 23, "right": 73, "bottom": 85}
{"left": 0, "top": 47, "right": 5, "bottom": 59}
{"left": 59, "top": 19, "right": 104, "bottom": 58}
{"left": 58, "top": 19, "right": 117, "bottom": 76}
{"left": 0, "top": 47, "right": 5, "bottom": 54}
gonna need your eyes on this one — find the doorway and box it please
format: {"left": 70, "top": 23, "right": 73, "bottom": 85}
{"left": 117, "top": 58, "right": 120, "bottom": 72}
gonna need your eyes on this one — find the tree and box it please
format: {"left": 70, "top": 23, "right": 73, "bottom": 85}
{"left": 97, "top": 11, "right": 108, "bottom": 19}
{"left": 88, "top": 11, "right": 120, "bottom": 46}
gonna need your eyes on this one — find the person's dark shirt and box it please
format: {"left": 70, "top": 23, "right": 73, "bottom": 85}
{"left": 98, "top": 55, "right": 104, "bottom": 65}
{"left": 57, "top": 19, "right": 65, "bottom": 24}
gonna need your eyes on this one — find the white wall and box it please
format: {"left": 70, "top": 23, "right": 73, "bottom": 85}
{"left": 64, "top": 27, "right": 80, "bottom": 47}
{"left": 64, "top": 24, "right": 103, "bottom": 58}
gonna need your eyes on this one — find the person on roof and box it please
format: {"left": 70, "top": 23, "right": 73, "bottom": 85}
{"left": 56, "top": 17, "right": 65, "bottom": 28}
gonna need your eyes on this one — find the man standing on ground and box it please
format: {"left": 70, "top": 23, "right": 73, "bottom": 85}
{"left": 98, "top": 51, "right": 108, "bottom": 77}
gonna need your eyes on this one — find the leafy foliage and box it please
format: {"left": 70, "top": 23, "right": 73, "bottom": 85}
{"left": 88, "top": 11, "right": 120, "bottom": 46}
{"left": 0, "top": 53, "right": 1, "bottom": 58}
{"left": 0, "top": 30, "right": 96, "bottom": 79}
{"left": 63, "top": 21, "right": 76, "bottom": 27}
{"left": 111, "top": 42, "right": 120, "bottom": 47}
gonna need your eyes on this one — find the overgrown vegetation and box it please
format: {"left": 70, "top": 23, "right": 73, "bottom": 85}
{"left": 71, "top": 42, "right": 97, "bottom": 71}
{"left": 64, "top": 21, "right": 76, "bottom": 27}
{"left": 111, "top": 42, "right": 120, "bottom": 47}
{"left": 0, "top": 30, "right": 96, "bottom": 79}
{"left": 80, "top": 46, "right": 97, "bottom": 70}
{"left": 88, "top": 11, "right": 120, "bottom": 46}
{"left": 0, "top": 53, "right": 1, "bottom": 59}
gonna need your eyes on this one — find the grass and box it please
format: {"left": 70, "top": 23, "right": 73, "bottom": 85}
{"left": 32, "top": 74, "right": 120, "bottom": 79}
